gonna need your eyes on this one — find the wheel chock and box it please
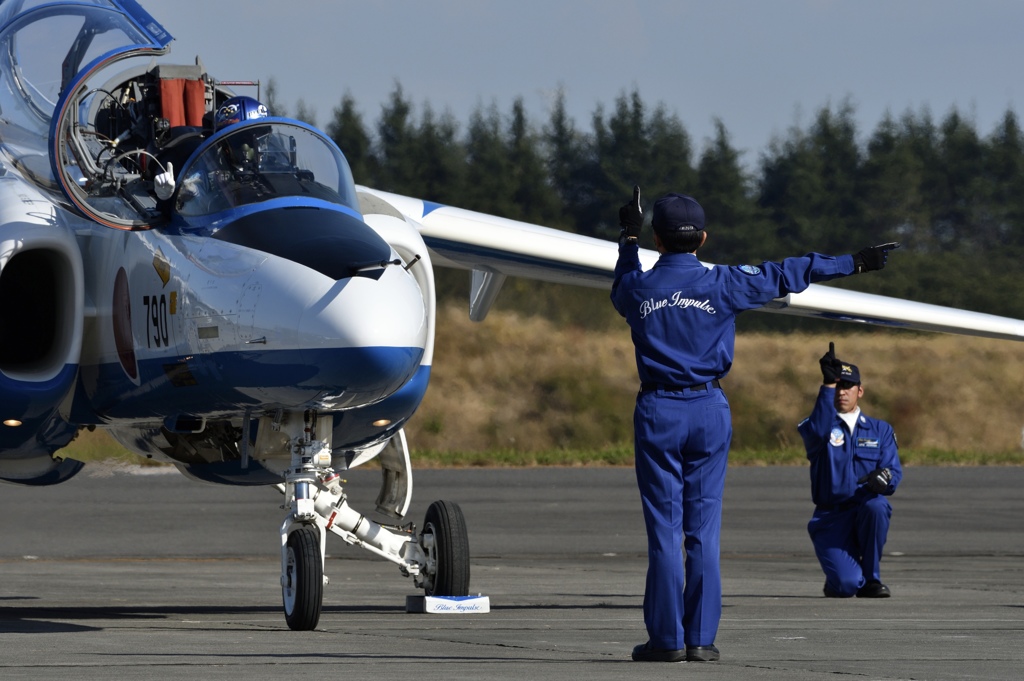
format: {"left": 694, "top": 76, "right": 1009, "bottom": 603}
{"left": 405, "top": 594, "right": 490, "bottom": 614}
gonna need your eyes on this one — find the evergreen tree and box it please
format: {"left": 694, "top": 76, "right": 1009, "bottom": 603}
{"left": 890, "top": 108, "right": 944, "bottom": 252}
{"left": 983, "top": 110, "right": 1024, "bottom": 254}
{"left": 543, "top": 89, "right": 590, "bottom": 232}
{"left": 293, "top": 98, "right": 317, "bottom": 127}
{"left": 584, "top": 91, "right": 648, "bottom": 240}
{"left": 325, "top": 93, "right": 376, "bottom": 185}
{"left": 758, "top": 101, "right": 865, "bottom": 256}
{"left": 374, "top": 83, "right": 420, "bottom": 194}
{"left": 694, "top": 119, "right": 767, "bottom": 264}
{"left": 506, "top": 98, "right": 564, "bottom": 226}
{"left": 263, "top": 77, "right": 287, "bottom": 118}
{"left": 860, "top": 111, "right": 930, "bottom": 253}
{"left": 463, "top": 102, "right": 516, "bottom": 216}
{"left": 644, "top": 104, "right": 696, "bottom": 201}
{"left": 579, "top": 89, "right": 697, "bottom": 241}
{"left": 934, "top": 109, "right": 986, "bottom": 252}
{"left": 413, "top": 103, "right": 465, "bottom": 204}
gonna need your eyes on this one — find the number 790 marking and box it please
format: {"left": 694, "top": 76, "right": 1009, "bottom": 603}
{"left": 142, "top": 294, "right": 170, "bottom": 348}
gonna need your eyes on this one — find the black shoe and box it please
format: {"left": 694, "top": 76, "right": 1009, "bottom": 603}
{"left": 856, "top": 580, "right": 891, "bottom": 598}
{"left": 631, "top": 641, "right": 686, "bottom": 662}
{"left": 686, "top": 644, "right": 720, "bottom": 662}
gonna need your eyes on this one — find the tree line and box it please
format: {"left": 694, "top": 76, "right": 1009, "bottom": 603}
{"left": 268, "top": 81, "right": 1024, "bottom": 323}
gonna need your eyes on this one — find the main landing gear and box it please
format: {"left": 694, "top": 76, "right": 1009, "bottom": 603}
{"left": 272, "top": 412, "right": 470, "bottom": 631}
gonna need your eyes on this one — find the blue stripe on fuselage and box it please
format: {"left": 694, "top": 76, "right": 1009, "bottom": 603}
{"left": 328, "top": 362, "right": 430, "bottom": 449}
{"left": 73, "top": 346, "right": 424, "bottom": 422}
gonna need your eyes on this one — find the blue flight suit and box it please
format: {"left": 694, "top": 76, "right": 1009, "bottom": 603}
{"left": 798, "top": 386, "right": 902, "bottom": 596}
{"left": 612, "top": 242, "right": 855, "bottom": 649}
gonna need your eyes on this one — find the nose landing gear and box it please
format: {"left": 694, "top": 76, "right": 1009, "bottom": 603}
{"left": 273, "top": 412, "right": 470, "bottom": 630}
{"left": 279, "top": 497, "right": 471, "bottom": 630}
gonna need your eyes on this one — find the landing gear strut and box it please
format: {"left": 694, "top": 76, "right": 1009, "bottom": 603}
{"left": 271, "top": 411, "right": 470, "bottom": 630}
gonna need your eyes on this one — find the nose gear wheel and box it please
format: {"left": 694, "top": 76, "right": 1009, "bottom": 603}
{"left": 282, "top": 526, "right": 323, "bottom": 631}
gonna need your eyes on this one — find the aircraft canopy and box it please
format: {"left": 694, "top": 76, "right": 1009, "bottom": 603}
{"left": 175, "top": 120, "right": 360, "bottom": 218}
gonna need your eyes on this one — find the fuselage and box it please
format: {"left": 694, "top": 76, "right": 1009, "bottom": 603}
{"left": 71, "top": 207, "right": 429, "bottom": 423}
{"left": 1, "top": 154, "right": 434, "bottom": 465}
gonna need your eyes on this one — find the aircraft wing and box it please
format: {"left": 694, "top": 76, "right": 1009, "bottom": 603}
{"left": 358, "top": 188, "right": 1024, "bottom": 342}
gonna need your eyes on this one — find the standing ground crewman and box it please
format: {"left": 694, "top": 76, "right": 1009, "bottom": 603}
{"left": 798, "top": 345, "right": 902, "bottom": 598}
{"left": 611, "top": 187, "right": 899, "bottom": 663}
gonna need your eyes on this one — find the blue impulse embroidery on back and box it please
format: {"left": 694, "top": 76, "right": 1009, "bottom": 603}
{"left": 639, "top": 292, "right": 717, "bottom": 319}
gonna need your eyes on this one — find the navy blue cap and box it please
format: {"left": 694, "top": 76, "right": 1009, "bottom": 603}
{"left": 838, "top": 362, "right": 861, "bottom": 384}
{"left": 652, "top": 193, "right": 705, "bottom": 234}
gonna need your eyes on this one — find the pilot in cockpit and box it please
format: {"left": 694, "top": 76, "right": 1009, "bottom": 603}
{"left": 154, "top": 96, "right": 268, "bottom": 202}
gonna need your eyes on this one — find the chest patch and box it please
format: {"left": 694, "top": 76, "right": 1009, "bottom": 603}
{"left": 857, "top": 438, "right": 880, "bottom": 448}
{"left": 829, "top": 427, "right": 845, "bottom": 447}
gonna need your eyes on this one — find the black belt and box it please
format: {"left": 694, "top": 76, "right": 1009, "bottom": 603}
{"left": 815, "top": 498, "right": 861, "bottom": 513}
{"left": 640, "top": 379, "right": 722, "bottom": 393}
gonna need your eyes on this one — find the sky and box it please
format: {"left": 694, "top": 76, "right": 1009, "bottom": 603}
{"left": 143, "top": 0, "right": 1023, "bottom": 168}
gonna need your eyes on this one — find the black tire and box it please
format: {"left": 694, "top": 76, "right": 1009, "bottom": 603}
{"left": 422, "top": 500, "right": 470, "bottom": 596}
{"left": 282, "top": 526, "right": 322, "bottom": 630}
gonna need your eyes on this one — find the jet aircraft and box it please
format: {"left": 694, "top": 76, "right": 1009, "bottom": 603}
{"left": 2, "top": 0, "right": 1023, "bottom": 631}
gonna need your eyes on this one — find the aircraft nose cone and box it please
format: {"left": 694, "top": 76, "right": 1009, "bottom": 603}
{"left": 297, "top": 263, "right": 427, "bottom": 406}
{"left": 209, "top": 204, "right": 427, "bottom": 408}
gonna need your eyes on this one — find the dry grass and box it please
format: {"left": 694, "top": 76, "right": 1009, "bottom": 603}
{"left": 412, "top": 305, "right": 638, "bottom": 451}
{"left": 408, "top": 304, "right": 1024, "bottom": 458}
{"left": 730, "top": 330, "right": 1024, "bottom": 453}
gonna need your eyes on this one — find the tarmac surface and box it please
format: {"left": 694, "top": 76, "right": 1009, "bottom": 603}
{"left": 1, "top": 464, "right": 1022, "bottom": 680}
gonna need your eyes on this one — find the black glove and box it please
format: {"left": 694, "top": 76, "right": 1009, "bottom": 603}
{"left": 618, "top": 185, "right": 643, "bottom": 240}
{"left": 853, "top": 242, "right": 901, "bottom": 273}
{"left": 819, "top": 341, "right": 841, "bottom": 384}
{"left": 858, "top": 467, "right": 893, "bottom": 494}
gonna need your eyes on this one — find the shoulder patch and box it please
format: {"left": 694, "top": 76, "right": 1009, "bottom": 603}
{"left": 738, "top": 264, "right": 761, "bottom": 275}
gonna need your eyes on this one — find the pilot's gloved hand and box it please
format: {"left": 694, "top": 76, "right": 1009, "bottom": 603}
{"left": 858, "top": 467, "right": 893, "bottom": 494}
{"left": 619, "top": 185, "right": 643, "bottom": 241}
{"left": 852, "top": 242, "right": 901, "bottom": 273}
{"left": 154, "top": 162, "right": 175, "bottom": 200}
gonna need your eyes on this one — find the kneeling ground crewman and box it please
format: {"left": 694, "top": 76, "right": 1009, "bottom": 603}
{"left": 798, "top": 344, "right": 903, "bottom": 598}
